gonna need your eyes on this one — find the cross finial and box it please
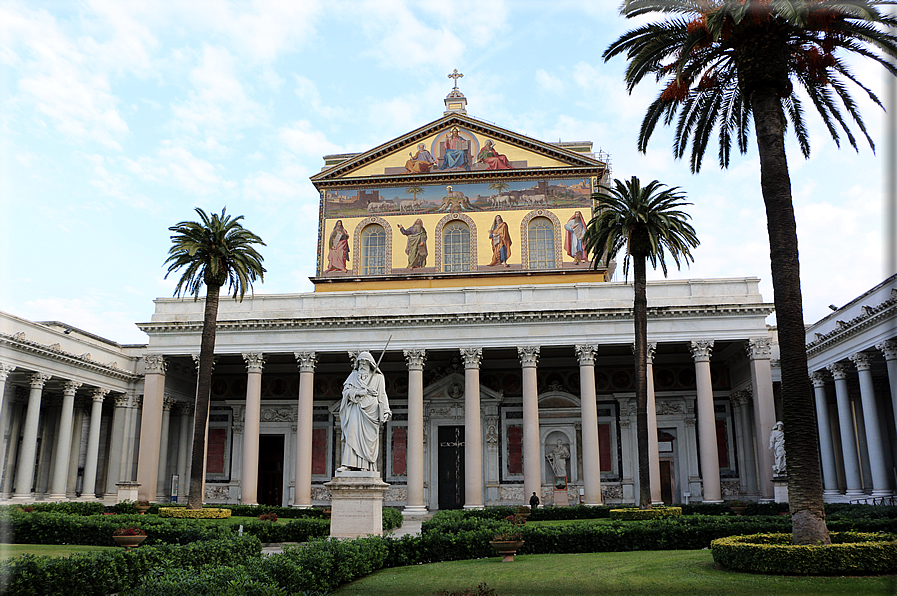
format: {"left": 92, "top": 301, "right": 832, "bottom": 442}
{"left": 448, "top": 69, "right": 463, "bottom": 90}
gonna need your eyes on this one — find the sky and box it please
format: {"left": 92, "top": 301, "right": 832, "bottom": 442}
{"left": 1, "top": 0, "right": 894, "bottom": 345}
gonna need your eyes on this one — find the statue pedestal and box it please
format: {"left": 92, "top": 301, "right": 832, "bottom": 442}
{"left": 324, "top": 471, "right": 389, "bottom": 538}
{"left": 773, "top": 476, "right": 789, "bottom": 504}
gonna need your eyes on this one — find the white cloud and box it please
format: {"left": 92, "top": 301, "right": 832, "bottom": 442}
{"left": 122, "top": 142, "right": 232, "bottom": 196}
{"left": 294, "top": 76, "right": 348, "bottom": 120}
{"left": 535, "top": 69, "right": 564, "bottom": 93}
{"left": 279, "top": 121, "right": 343, "bottom": 158}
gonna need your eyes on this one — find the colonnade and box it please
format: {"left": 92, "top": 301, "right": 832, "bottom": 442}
{"left": 810, "top": 339, "right": 897, "bottom": 498}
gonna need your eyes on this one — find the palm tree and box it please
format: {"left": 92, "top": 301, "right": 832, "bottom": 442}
{"left": 604, "top": 0, "right": 897, "bottom": 545}
{"left": 584, "top": 176, "right": 699, "bottom": 510}
{"left": 164, "top": 208, "right": 266, "bottom": 509}
{"left": 405, "top": 186, "right": 423, "bottom": 200}
{"left": 488, "top": 181, "right": 510, "bottom": 195}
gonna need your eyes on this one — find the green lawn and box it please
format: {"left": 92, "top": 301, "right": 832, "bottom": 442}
{"left": 0, "top": 544, "right": 117, "bottom": 560}
{"left": 331, "top": 551, "right": 897, "bottom": 596}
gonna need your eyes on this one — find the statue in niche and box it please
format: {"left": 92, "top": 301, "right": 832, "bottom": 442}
{"left": 546, "top": 438, "right": 570, "bottom": 477}
{"left": 769, "top": 421, "right": 786, "bottom": 475}
{"left": 337, "top": 351, "right": 392, "bottom": 472}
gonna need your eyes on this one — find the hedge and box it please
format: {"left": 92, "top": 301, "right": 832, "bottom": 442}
{"left": 158, "top": 507, "right": 231, "bottom": 519}
{"left": 0, "top": 535, "right": 263, "bottom": 596}
{"left": 711, "top": 532, "right": 897, "bottom": 575}
{"left": 609, "top": 507, "right": 682, "bottom": 521}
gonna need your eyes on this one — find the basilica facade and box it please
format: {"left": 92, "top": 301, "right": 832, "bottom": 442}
{"left": 1, "top": 86, "right": 893, "bottom": 510}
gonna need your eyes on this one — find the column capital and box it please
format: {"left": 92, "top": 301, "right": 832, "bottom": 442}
{"left": 91, "top": 388, "right": 110, "bottom": 403}
{"left": 876, "top": 339, "right": 897, "bottom": 360}
{"left": 294, "top": 351, "right": 317, "bottom": 372}
{"left": 517, "top": 346, "right": 540, "bottom": 368}
{"left": 177, "top": 402, "right": 195, "bottom": 416}
{"left": 62, "top": 380, "right": 82, "bottom": 396}
{"left": 403, "top": 349, "right": 427, "bottom": 370}
{"left": 575, "top": 344, "right": 598, "bottom": 365}
{"left": 689, "top": 340, "right": 714, "bottom": 362}
{"left": 30, "top": 372, "right": 51, "bottom": 389}
{"left": 827, "top": 362, "right": 850, "bottom": 380}
{"left": 629, "top": 342, "right": 657, "bottom": 363}
{"left": 745, "top": 337, "right": 772, "bottom": 360}
{"left": 242, "top": 352, "right": 266, "bottom": 373}
{"left": 114, "top": 393, "right": 131, "bottom": 407}
{"left": 729, "top": 389, "right": 752, "bottom": 407}
{"left": 192, "top": 353, "right": 218, "bottom": 373}
{"left": 0, "top": 363, "right": 15, "bottom": 380}
{"left": 810, "top": 370, "right": 828, "bottom": 387}
{"left": 460, "top": 348, "right": 482, "bottom": 369}
{"left": 144, "top": 354, "right": 167, "bottom": 374}
{"left": 162, "top": 396, "right": 177, "bottom": 411}
{"left": 849, "top": 352, "right": 874, "bottom": 371}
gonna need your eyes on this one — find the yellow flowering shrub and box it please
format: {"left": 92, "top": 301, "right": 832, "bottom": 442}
{"left": 158, "top": 507, "right": 232, "bottom": 519}
{"left": 609, "top": 507, "right": 682, "bottom": 521}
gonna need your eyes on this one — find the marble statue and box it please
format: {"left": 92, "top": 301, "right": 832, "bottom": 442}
{"left": 337, "top": 351, "right": 391, "bottom": 472}
{"left": 546, "top": 438, "right": 570, "bottom": 477}
{"left": 769, "top": 421, "right": 786, "bottom": 475}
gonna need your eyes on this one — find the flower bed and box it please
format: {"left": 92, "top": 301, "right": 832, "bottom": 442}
{"left": 159, "top": 507, "right": 232, "bottom": 519}
{"left": 610, "top": 507, "right": 682, "bottom": 521}
{"left": 711, "top": 531, "right": 897, "bottom": 575}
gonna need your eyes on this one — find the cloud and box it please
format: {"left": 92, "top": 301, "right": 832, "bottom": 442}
{"left": 279, "top": 121, "right": 343, "bottom": 158}
{"left": 122, "top": 142, "right": 232, "bottom": 196}
{"left": 535, "top": 69, "right": 565, "bottom": 93}
{"left": 294, "top": 76, "right": 348, "bottom": 120}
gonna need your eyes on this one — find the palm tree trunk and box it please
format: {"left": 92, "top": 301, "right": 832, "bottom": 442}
{"left": 751, "top": 87, "right": 829, "bottom": 545}
{"left": 633, "top": 256, "right": 651, "bottom": 509}
{"left": 187, "top": 282, "right": 221, "bottom": 510}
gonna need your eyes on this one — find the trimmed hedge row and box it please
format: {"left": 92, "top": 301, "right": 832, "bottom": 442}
{"left": 610, "top": 507, "right": 682, "bottom": 520}
{"left": 0, "top": 535, "right": 263, "bottom": 596}
{"left": 711, "top": 532, "right": 897, "bottom": 575}
{"left": 0, "top": 502, "right": 106, "bottom": 516}
{"left": 158, "top": 507, "right": 231, "bottom": 519}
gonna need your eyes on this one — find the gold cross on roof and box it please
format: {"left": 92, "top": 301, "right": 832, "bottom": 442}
{"left": 448, "top": 69, "right": 463, "bottom": 89}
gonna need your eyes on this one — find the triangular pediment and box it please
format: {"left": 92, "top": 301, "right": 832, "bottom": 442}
{"left": 311, "top": 114, "right": 606, "bottom": 184}
{"left": 423, "top": 371, "right": 504, "bottom": 401}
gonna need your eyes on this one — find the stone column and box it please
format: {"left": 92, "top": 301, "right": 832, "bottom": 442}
{"left": 403, "top": 349, "right": 427, "bottom": 515}
{"left": 876, "top": 340, "right": 897, "bottom": 440}
{"left": 730, "top": 390, "right": 758, "bottom": 496}
{"left": 293, "top": 351, "right": 317, "bottom": 508}
{"left": 575, "top": 344, "right": 602, "bottom": 506}
{"left": 461, "top": 347, "right": 484, "bottom": 509}
{"left": 122, "top": 393, "right": 141, "bottom": 482}
{"left": 241, "top": 353, "right": 265, "bottom": 505}
{"left": 518, "top": 346, "right": 541, "bottom": 501}
{"left": 156, "top": 396, "right": 176, "bottom": 501}
{"left": 746, "top": 338, "right": 776, "bottom": 501}
{"left": 67, "top": 402, "right": 85, "bottom": 497}
{"left": 80, "top": 388, "right": 108, "bottom": 499}
{"left": 828, "top": 363, "right": 864, "bottom": 496}
{"left": 645, "top": 342, "right": 662, "bottom": 504}
{"left": 849, "top": 352, "right": 891, "bottom": 495}
{"left": 176, "top": 403, "right": 194, "bottom": 503}
{"left": 137, "top": 355, "right": 167, "bottom": 501}
{"left": 0, "top": 364, "right": 15, "bottom": 438}
{"left": 105, "top": 393, "right": 131, "bottom": 499}
{"left": 810, "top": 371, "right": 840, "bottom": 495}
{"left": 690, "top": 340, "right": 721, "bottom": 503}
{"left": 13, "top": 372, "right": 52, "bottom": 500}
{"left": 48, "top": 380, "right": 82, "bottom": 500}
{"left": 2, "top": 393, "right": 26, "bottom": 497}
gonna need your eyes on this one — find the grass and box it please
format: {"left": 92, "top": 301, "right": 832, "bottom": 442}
{"left": 331, "top": 551, "right": 897, "bottom": 596}
{"left": 0, "top": 544, "right": 117, "bottom": 560}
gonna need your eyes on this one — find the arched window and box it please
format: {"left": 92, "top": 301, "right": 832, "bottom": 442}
{"left": 527, "top": 217, "right": 554, "bottom": 269}
{"left": 442, "top": 220, "right": 471, "bottom": 272}
{"left": 360, "top": 224, "right": 387, "bottom": 275}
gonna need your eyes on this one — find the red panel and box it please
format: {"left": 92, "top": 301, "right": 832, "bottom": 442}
{"left": 392, "top": 427, "right": 407, "bottom": 476}
{"left": 599, "top": 423, "right": 612, "bottom": 472}
{"left": 508, "top": 425, "right": 523, "bottom": 474}
{"left": 312, "top": 428, "right": 327, "bottom": 475}
{"left": 206, "top": 428, "right": 226, "bottom": 474}
{"left": 716, "top": 419, "right": 729, "bottom": 468}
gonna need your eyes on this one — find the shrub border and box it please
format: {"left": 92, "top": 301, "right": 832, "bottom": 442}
{"left": 158, "top": 507, "right": 232, "bottom": 519}
{"left": 711, "top": 531, "right": 897, "bottom": 575}
{"left": 609, "top": 507, "right": 682, "bottom": 521}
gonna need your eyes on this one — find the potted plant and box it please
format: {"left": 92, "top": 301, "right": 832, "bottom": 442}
{"left": 515, "top": 505, "right": 531, "bottom": 519}
{"left": 135, "top": 500, "right": 151, "bottom": 515}
{"left": 728, "top": 500, "right": 749, "bottom": 516}
{"left": 113, "top": 527, "right": 147, "bottom": 549}
{"left": 489, "top": 529, "right": 524, "bottom": 562}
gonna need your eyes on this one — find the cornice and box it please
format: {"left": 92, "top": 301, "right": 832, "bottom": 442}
{"left": 0, "top": 332, "right": 141, "bottom": 382}
{"left": 136, "top": 303, "right": 774, "bottom": 335}
{"left": 806, "top": 297, "right": 896, "bottom": 357}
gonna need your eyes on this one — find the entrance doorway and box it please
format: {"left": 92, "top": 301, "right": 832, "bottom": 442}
{"left": 660, "top": 460, "right": 674, "bottom": 504}
{"left": 437, "top": 426, "right": 465, "bottom": 509}
{"left": 257, "top": 435, "right": 284, "bottom": 506}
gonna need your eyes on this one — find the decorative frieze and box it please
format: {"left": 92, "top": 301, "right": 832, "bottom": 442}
{"left": 260, "top": 408, "right": 294, "bottom": 423}
{"left": 657, "top": 401, "right": 684, "bottom": 415}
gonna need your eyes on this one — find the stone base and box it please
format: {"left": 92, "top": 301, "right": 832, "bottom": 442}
{"left": 116, "top": 482, "right": 141, "bottom": 503}
{"left": 324, "top": 471, "right": 389, "bottom": 539}
{"left": 403, "top": 505, "right": 429, "bottom": 516}
{"left": 773, "top": 477, "right": 789, "bottom": 503}
{"left": 553, "top": 489, "right": 569, "bottom": 506}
